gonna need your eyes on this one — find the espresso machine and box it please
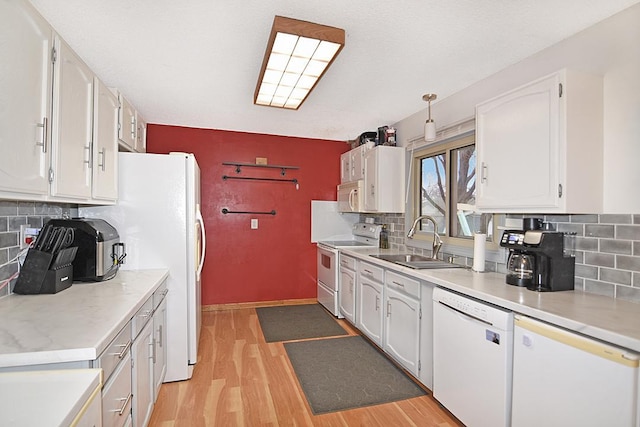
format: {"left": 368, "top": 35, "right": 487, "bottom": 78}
{"left": 500, "top": 228, "right": 575, "bottom": 292}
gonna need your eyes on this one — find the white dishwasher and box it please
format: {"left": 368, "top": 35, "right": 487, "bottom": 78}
{"left": 512, "top": 315, "right": 639, "bottom": 427}
{"left": 433, "top": 287, "right": 514, "bottom": 427}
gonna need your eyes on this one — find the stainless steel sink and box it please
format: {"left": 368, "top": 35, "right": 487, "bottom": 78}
{"left": 370, "top": 254, "right": 465, "bottom": 269}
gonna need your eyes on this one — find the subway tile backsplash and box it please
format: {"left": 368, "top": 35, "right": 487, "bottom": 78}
{"left": 366, "top": 212, "right": 640, "bottom": 304}
{"left": 0, "top": 201, "right": 76, "bottom": 297}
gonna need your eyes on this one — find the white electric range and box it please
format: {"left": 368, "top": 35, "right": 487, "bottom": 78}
{"left": 316, "top": 223, "right": 382, "bottom": 317}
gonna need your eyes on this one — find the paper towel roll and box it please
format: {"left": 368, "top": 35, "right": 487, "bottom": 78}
{"left": 473, "top": 233, "right": 486, "bottom": 272}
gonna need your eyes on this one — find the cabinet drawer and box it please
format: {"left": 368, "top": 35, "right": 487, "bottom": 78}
{"left": 358, "top": 261, "right": 384, "bottom": 283}
{"left": 97, "top": 322, "right": 132, "bottom": 383}
{"left": 152, "top": 280, "right": 168, "bottom": 310}
{"left": 386, "top": 271, "right": 421, "bottom": 299}
{"left": 102, "top": 350, "right": 132, "bottom": 427}
{"left": 340, "top": 255, "right": 357, "bottom": 271}
{"left": 132, "top": 297, "right": 153, "bottom": 338}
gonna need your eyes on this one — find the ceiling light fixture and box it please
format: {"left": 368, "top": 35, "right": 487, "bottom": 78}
{"left": 423, "top": 93, "right": 437, "bottom": 141}
{"left": 254, "top": 16, "right": 345, "bottom": 110}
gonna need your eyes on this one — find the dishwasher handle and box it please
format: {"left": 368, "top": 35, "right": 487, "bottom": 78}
{"left": 437, "top": 300, "right": 494, "bottom": 326}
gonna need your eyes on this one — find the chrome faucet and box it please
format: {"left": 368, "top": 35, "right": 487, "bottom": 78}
{"left": 407, "top": 215, "right": 443, "bottom": 259}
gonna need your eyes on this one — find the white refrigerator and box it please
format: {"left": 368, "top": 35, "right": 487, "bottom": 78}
{"left": 80, "top": 152, "right": 206, "bottom": 382}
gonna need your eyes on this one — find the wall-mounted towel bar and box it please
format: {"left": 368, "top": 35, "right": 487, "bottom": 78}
{"left": 221, "top": 208, "right": 276, "bottom": 216}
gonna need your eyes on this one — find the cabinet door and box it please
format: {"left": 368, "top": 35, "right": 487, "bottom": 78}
{"left": 357, "top": 277, "right": 383, "bottom": 347}
{"left": 92, "top": 77, "right": 119, "bottom": 201}
{"left": 135, "top": 112, "right": 146, "bottom": 153}
{"left": 118, "top": 94, "right": 137, "bottom": 151}
{"left": 384, "top": 287, "right": 420, "bottom": 375}
{"left": 351, "top": 145, "right": 365, "bottom": 181}
{"left": 102, "top": 350, "right": 132, "bottom": 427}
{"left": 132, "top": 320, "right": 154, "bottom": 427}
{"left": 152, "top": 297, "right": 167, "bottom": 400}
{"left": 0, "top": 1, "right": 52, "bottom": 196}
{"left": 50, "top": 37, "right": 93, "bottom": 200}
{"left": 339, "top": 267, "right": 356, "bottom": 323}
{"left": 363, "top": 148, "right": 378, "bottom": 211}
{"left": 476, "top": 73, "right": 561, "bottom": 210}
{"left": 340, "top": 151, "right": 351, "bottom": 183}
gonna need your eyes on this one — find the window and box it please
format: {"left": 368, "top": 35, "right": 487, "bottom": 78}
{"left": 410, "top": 133, "right": 494, "bottom": 246}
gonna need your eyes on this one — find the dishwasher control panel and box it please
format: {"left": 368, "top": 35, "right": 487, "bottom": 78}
{"left": 433, "top": 287, "right": 513, "bottom": 330}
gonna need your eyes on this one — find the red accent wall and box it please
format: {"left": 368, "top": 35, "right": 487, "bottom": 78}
{"left": 146, "top": 125, "right": 349, "bottom": 305}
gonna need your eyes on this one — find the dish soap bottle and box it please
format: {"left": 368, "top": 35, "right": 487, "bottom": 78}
{"left": 380, "top": 225, "right": 389, "bottom": 249}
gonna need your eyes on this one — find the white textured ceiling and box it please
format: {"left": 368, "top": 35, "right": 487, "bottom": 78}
{"left": 29, "top": 0, "right": 640, "bottom": 141}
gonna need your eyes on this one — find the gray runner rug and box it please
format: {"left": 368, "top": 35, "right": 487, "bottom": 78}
{"left": 284, "top": 335, "right": 427, "bottom": 414}
{"left": 256, "top": 304, "right": 347, "bottom": 342}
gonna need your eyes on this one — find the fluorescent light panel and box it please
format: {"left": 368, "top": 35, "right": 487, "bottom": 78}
{"left": 254, "top": 16, "right": 345, "bottom": 110}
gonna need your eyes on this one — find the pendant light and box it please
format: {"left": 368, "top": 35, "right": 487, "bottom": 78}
{"left": 423, "top": 93, "right": 437, "bottom": 142}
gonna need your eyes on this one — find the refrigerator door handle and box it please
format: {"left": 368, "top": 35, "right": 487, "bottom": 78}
{"left": 196, "top": 207, "right": 206, "bottom": 280}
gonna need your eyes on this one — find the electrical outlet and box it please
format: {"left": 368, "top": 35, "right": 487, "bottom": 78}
{"left": 20, "top": 225, "right": 41, "bottom": 249}
{"left": 251, "top": 218, "right": 258, "bottom": 229}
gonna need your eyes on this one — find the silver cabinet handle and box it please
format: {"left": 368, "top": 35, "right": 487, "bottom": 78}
{"left": 481, "top": 162, "right": 488, "bottom": 183}
{"left": 386, "top": 301, "right": 391, "bottom": 317}
{"left": 375, "top": 295, "right": 379, "bottom": 311}
{"left": 140, "top": 309, "right": 152, "bottom": 318}
{"left": 158, "top": 324, "right": 163, "bottom": 347}
{"left": 115, "top": 340, "right": 132, "bottom": 359}
{"left": 392, "top": 280, "right": 405, "bottom": 287}
{"left": 35, "top": 117, "right": 48, "bottom": 153}
{"left": 84, "top": 144, "right": 92, "bottom": 168}
{"left": 363, "top": 269, "right": 373, "bottom": 275}
{"left": 115, "top": 393, "right": 132, "bottom": 416}
{"left": 130, "top": 116, "right": 136, "bottom": 138}
{"left": 150, "top": 339, "right": 156, "bottom": 363}
{"left": 98, "top": 148, "right": 106, "bottom": 171}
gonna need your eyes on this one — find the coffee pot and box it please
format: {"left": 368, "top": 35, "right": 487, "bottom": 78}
{"left": 506, "top": 252, "right": 535, "bottom": 287}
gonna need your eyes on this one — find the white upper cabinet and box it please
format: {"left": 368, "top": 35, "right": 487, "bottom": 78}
{"left": 50, "top": 36, "right": 94, "bottom": 200}
{"left": 476, "top": 69, "right": 603, "bottom": 213}
{"left": 0, "top": 0, "right": 131, "bottom": 204}
{"left": 135, "top": 112, "right": 147, "bottom": 153}
{"left": 364, "top": 146, "right": 405, "bottom": 213}
{"left": 116, "top": 92, "right": 137, "bottom": 151}
{"left": 92, "top": 77, "right": 119, "bottom": 201}
{"left": 0, "top": 0, "right": 52, "bottom": 198}
{"left": 340, "top": 151, "right": 351, "bottom": 183}
{"left": 112, "top": 90, "right": 146, "bottom": 153}
{"left": 340, "top": 145, "right": 366, "bottom": 184}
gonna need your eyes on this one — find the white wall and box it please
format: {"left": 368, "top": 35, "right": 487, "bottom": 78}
{"left": 395, "top": 3, "right": 640, "bottom": 213}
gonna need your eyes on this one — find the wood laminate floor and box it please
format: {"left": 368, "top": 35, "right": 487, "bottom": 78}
{"left": 149, "top": 306, "right": 463, "bottom": 426}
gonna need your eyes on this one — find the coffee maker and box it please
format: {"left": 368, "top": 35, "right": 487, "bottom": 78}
{"left": 500, "top": 226, "right": 575, "bottom": 292}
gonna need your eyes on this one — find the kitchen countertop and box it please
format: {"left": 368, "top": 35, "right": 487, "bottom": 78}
{"left": 0, "top": 269, "right": 169, "bottom": 369}
{"left": 0, "top": 368, "right": 102, "bottom": 426}
{"left": 343, "top": 247, "right": 640, "bottom": 353}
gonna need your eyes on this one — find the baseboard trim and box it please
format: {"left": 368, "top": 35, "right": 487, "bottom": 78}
{"left": 202, "top": 298, "right": 318, "bottom": 311}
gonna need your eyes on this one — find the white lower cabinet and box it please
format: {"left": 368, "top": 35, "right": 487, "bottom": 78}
{"left": 338, "top": 255, "right": 357, "bottom": 323}
{"left": 384, "top": 271, "right": 421, "bottom": 376}
{"left": 152, "top": 287, "right": 168, "bottom": 399}
{"left": 132, "top": 320, "right": 154, "bottom": 427}
{"left": 357, "top": 261, "right": 385, "bottom": 347}
{"left": 102, "top": 348, "right": 133, "bottom": 427}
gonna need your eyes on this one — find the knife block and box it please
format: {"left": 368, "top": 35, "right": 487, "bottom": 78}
{"left": 13, "top": 249, "right": 74, "bottom": 294}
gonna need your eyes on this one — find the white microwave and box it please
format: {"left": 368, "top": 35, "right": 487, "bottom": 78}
{"left": 337, "top": 180, "right": 364, "bottom": 212}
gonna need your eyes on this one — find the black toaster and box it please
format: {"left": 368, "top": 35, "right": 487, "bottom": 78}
{"left": 46, "top": 218, "right": 125, "bottom": 281}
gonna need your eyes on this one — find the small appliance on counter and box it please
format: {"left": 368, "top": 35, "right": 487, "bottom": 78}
{"left": 500, "top": 226, "right": 575, "bottom": 292}
{"left": 45, "top": 218, "right": 125, "bottom": 282}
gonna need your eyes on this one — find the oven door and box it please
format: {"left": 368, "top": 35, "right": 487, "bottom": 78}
{"left": 317, "top": 244, "right": 337, "bottom": 290}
